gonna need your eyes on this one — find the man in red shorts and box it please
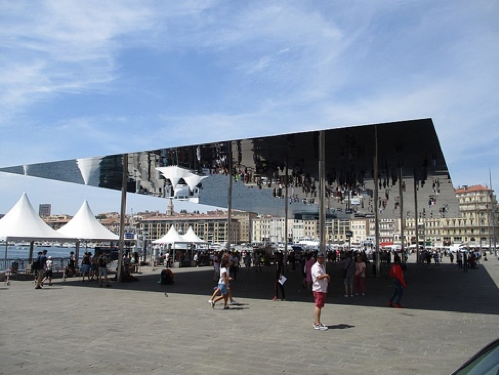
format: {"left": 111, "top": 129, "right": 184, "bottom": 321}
{"left": 311, "top": 252, "right": 330, "bottom": 331}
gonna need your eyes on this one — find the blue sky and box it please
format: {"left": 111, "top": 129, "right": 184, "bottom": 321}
{"left": 1, "top": 0, "right": 498, "bottom": 216}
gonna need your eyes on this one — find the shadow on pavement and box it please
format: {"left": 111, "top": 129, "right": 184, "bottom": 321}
{"left": 43, "top": 259, "right": 499, "bottom": 315}
{"left": 328, "top": 324, "right": 355, "bottom": 330}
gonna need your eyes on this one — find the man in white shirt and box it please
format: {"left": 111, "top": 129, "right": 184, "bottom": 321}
{"left": 311, "top": 252, "right": 330, "bottom": 331}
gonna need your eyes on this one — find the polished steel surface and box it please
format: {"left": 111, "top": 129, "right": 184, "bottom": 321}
{"left": 0, "top": 119, "right": 458, "bottom": 218}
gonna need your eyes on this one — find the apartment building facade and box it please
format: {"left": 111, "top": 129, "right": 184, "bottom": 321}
{"left": 138, "top": 212, "right": 240, "bottom": 245}
{"left": 39, "top": 185, "right": 498, "bottom": 250}
{"left": 249, "top": 185, "right": 498, "bottom": 248}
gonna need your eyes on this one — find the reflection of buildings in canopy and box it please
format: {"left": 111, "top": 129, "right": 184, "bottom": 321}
{"left": 156, "top": 166, "right": 208, "bottom": 203}
{"left": 127, "top": 153, "right": 163, "bottom": 196}
{"left": 99, "top": 155, "right": 124, "bottom": 190}
{"left": 0, "top": 119, "right": 461, "bottom": 220}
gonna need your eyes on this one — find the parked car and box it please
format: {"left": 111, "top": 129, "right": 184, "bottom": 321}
{"left": 451, "top": 337, "right": 499, "bottom": 374}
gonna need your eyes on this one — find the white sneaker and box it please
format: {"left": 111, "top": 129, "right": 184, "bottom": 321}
{"left": 230, "top": 300, "right": 239, "bottom": 305}
{"left": 344, "top": 294, "right": 349, "bottom": 297}
{"left": 313, "top": 323, "right": 328, "bottom": 331}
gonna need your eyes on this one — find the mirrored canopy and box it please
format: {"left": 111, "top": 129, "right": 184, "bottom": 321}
{"left": 0, "top": 119, "right": 459, "bottom": 219}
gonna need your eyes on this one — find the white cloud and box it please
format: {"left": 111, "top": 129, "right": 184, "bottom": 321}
{"left": 1, "top": 0, "right": 499, "bottom": 213}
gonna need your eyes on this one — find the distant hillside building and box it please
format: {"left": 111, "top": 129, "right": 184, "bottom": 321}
{"left": 39, "top": 204, "right": 51, "bottom": 217}
{"left": 44, "top": 214, "right": 72, "bottom": 230}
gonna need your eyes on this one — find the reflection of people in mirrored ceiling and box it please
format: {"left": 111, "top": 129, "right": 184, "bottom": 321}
{"left": 0, "top": 119, "right": 461, "bottom": 218}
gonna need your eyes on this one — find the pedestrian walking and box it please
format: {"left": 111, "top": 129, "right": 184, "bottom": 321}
{"left": 212, "top": 251, "right": 220, "bottom": 281}
{"left": 457, "top": 252, "right": 463, "bottom": 268}
{"left": 253, "top": 251, "right": 262, "bottom": 272}
{"left": 433, "top": 251, "right": 440, "bottom": 267}
{"left": 67, "top": 251, "right": 77, "bottom": 277}
{"left": 304, "top": 252, "right": 315, "bottom": 289}
{"left": 90, "top": 252, "right": 98, "bottom": 281}
{"left": 42, "top": 255, "right": 54, "bottom": 286}
{"left": 35, "top": 250, "right": 48, "bottom": 289}
{"left": 210, "top": 259, "right": 231, "bottom": 309}
{"left": 388, "top": 255, "right": 407, "bottom": 308}
{"left": 98, "top": 253, "right": 111, "bottom": 287}
{"left": 81, "top": 252, "right": 91, "bottom": 282}
{"left": 209, "top": 254, "right": 238, "bottom": 306}
{"left": 272, "top": 252, "right": 286, "bottom": 301}
{"left": 311, "top": 252, "right": 330, "bottom": 331}
{"left": 231, "top": 251, "right": 240, "bottom": 280}
{"left": 343, "top": 252, "right": 355, "bottom": 297}
{"left": 354, "top": 255, "right": 366, "bottom": 295}
{"left": 243, "top": 251, "right": 251, "bottom": 271}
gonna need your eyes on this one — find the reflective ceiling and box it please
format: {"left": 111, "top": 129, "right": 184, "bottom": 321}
{"left": 0, "top": 119, "right": 459, "bottom": 219}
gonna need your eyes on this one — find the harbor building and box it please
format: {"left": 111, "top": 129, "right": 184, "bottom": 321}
{"left": 137, "top": 211, "right": 240, "bottom": 245}
{"left": 453, "top": 185, "right": 497, "bottom": 246}
{"left": 33, "top": 183, "right": 498, "bottom": 251}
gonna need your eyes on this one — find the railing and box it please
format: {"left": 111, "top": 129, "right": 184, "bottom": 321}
{"left": 0, "top": 257, "right": 70, "bottom": 273}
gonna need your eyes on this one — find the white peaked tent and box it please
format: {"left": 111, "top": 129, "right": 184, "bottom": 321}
{"left": 152, "top": 225, "right": 187, "bottom": 264}
{"left": 182, "top": 226, "right": 207, "bottom": 244}
{"left": 0, "top": 193, "right": 68, "bottom": 241}
{"left": 152, "top": 225, "right": 185, "bottom": 245}
{"left": 57, "top": 200, "right": 119, "bottom": 241}
{"left": 0, "top": 193, "right": 69, "bottom": 262}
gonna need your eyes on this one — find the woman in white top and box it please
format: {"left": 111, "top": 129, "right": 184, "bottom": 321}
{"left": 211, "top": 259, "right": 231, "bottom": 309}
{"left": 42, "top": 256, "right": 54, "bottom": 286}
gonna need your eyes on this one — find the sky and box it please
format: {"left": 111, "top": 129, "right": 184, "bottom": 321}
{"left": 0, "top": 0, "right": 498, "bottom": 216}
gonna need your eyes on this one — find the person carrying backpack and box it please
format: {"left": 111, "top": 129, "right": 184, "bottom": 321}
{"left": 31, "top": 252, "right": 41, "bottom": 274}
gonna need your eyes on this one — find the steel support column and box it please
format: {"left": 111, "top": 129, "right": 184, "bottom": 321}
{"left": 319, "top": 131, "right": 326, "bottom": 254}
{"left": 374, "top": 126, "right": 380, "bottom": 277}
{"left": 227, "top": 143, "right": 233, "bottom": 253}
{"left": 117, "top": 154, "right": 128, "bottom": 282}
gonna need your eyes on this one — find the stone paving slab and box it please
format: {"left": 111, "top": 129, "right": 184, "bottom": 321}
{"left": 1, "top": 254, "right": 498, "bottom": 374}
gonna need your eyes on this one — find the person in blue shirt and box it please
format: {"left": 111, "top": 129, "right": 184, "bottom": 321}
{"left": 35, "top": 250, "right": 47, "bottom": 289}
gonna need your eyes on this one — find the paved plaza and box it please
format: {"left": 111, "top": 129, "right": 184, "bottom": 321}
{"left": 1, "top": 254, "right": 499, "bottom": 375}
